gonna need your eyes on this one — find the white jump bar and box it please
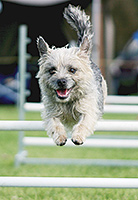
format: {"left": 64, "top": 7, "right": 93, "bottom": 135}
{"left": 0, "top": 120, "right": 138, "bottom": 132}
{"left": 23, "top": 137, "right": 138, "bottom": 148}
{"left": 104, "top": 105, "right": 138, "bottom": 114}
{"left": 1, "top": 177, "right": 138, "bottom": 188}
{"left": 106, "top": 95, "right": 138, "bottom": 104}
{"left": 24, "top": 103, "right": 138, "bottom": 113}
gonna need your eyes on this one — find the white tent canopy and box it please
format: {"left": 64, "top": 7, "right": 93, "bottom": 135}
{"left": 3, "top": 0, "right": 69, "bottom": 6}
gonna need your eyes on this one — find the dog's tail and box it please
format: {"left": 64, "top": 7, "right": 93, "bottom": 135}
{"left": 64, "top": 4, "right": 93, "bottom": 51}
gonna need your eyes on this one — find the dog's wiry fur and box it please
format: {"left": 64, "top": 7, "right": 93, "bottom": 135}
{"left": 37, "top": 5, "right": 107, "bottom": 146}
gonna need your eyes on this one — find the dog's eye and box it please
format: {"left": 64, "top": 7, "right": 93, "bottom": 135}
{"left": 69, "top": 67, "right": 77, "bottom": 74}
{"left": 49, "top": 67, "right": 56, "bottom": 75}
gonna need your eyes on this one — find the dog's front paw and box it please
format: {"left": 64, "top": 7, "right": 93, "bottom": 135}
{"left": 53, "top": 134, "right": 67, "bottom": 146}
{"left": 71, "top": 134, "right": 85, "bottom": 145}
{"left": 71, "top": 124, "right": 87, "bottom": 145}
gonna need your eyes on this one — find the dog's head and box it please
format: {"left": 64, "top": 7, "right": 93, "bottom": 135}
{"left": 37, "top": 36, "right": 93, "bottom": 103}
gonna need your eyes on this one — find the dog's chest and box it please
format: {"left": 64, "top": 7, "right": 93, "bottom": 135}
{"left": 58, "top": 103, "right": 80, "bottom": 128}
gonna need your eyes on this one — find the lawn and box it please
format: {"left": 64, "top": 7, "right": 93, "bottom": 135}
{"left": 0, "top": 105, "right": 138, "bottom": 200}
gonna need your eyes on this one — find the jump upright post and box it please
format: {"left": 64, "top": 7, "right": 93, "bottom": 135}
{"left": 16, "top": 24, "right": 31, "bottom": 167}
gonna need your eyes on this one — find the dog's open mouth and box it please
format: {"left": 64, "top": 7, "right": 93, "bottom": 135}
{"left": 56, "top": 88, "right": 72, "bottom": 99}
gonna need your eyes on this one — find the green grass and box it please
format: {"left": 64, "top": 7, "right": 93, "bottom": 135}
{"left": 0, "top": 105, "right": 138, "bottom": 199}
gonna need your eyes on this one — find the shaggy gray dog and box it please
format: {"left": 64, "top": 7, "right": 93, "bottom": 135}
{"left": 37, "top": 5, "right": 107, "bottom": 146}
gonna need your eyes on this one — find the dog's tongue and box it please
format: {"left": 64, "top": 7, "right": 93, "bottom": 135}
{"left": 56, "top": 89, "right": 68, "bottom": 97}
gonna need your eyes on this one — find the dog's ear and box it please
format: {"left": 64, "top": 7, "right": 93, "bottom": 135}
{"left": 79, "top": 37, "right": 91, "bottom": 55}
{"left": 37, "top": 36, "right": 50, "bottom": 57}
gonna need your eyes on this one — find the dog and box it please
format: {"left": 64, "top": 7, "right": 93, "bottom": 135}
{"left": 36, "top": 4, "right": 107, "bottom": 146}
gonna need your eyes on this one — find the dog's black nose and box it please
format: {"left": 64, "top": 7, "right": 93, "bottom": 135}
{"left": 57, "top": 78, "right": 67, "bottom": 88}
